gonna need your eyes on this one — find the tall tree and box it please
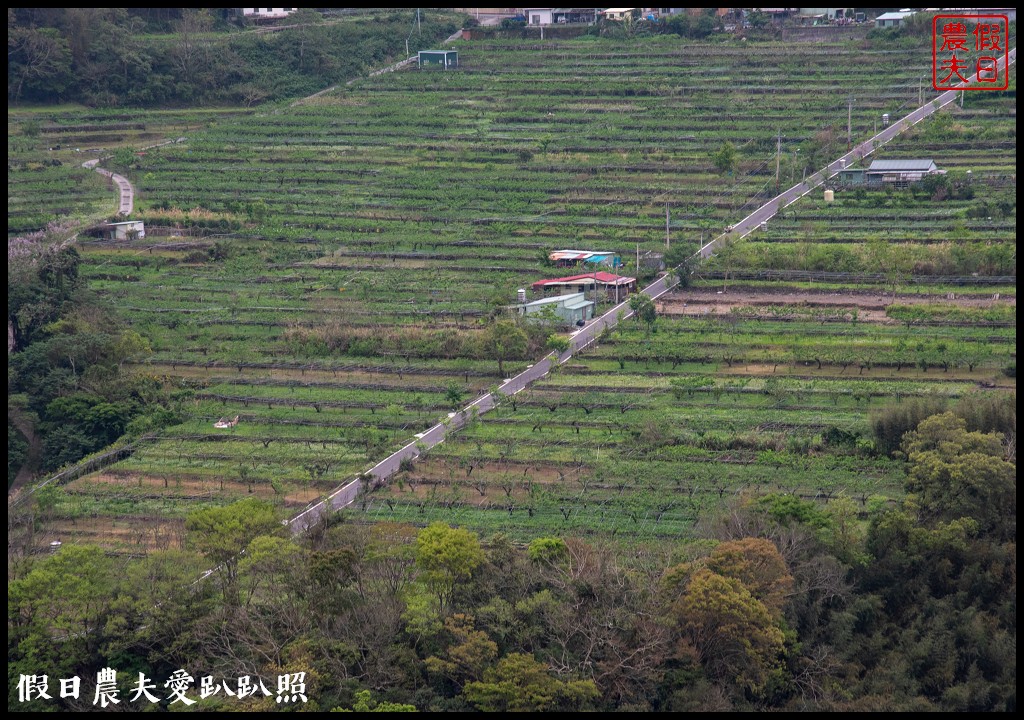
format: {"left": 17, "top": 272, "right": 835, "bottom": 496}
{"left": 185, "top": 498, "right": 281, "bottom": 604}
{"left": 712, "top": 141, "right": 737, "bottom": 175}
{"left": 901, "top": 412, "right": 1015, "bottom": 539}
{"left": 483, "top": 321, "right": 529, "bottom": 377}
{"left": 706, "top": 537, "right": 793, "bottom": 618}
{"left": 416, "top": 522, "right": 485, "bottom": 609}
{"left": 8, "top": 25, "right": 72, "bottom": 100}
{"left": 629, "top": 293, "right": 656, "bottom": 333}
{"left": 671, "top": 568, "right": 787, "bottom": 697}
{"left": 463, "top": 652, "right": 598, "bottom": 712}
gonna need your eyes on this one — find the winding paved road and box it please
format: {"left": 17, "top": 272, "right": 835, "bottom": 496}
{"left": 284, "top": 47, "right": 1014, "bottom": 534}
{"left": 83, "top": 138, "right": 185, "bottom": 217}
{"left": 83, "top": 158, "right": 134, "bottom": 216}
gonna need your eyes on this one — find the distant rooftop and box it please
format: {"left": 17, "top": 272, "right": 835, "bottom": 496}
{"left": 875, "top": 11, "right": 916, "bottom": 21}
{"left": 868, "top": 159, "right": 937, "bottom": 172}
{"left": 533, "top": 271, "right": 635, "bottom": 288}
{"left": 522, "top": 293, "right": 585, "bottom": 308}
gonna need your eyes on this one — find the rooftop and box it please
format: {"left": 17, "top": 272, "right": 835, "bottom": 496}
{"left": 522, "top": 292, "right": 585, "bottom": 308}
{"left": 562, "top": 297, "right": 594, "bottom": 310}
{"left": 875, "top": 11, "right": 916, "bottom": 21}
{"left": 868, "top": 159, "right": 937, "bottom": 172}
{"left": 533, "top": 271, "right": 635, "bottom": 287}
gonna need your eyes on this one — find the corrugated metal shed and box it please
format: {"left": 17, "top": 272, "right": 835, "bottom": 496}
{"left": 868, "top": 159, "right": 937, "bottom": 172}
{"left": 875, "top": 11, "right": 915, "bottom": 22}
{"left": 533, "top": 272, "right": 635, "bottom": 289}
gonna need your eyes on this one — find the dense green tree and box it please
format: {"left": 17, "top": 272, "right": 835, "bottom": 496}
{"left": 8, "top": 243, "right": 81, "bottom": 350}
{"left": 901, "top": 412, "right": 1015, "bottom": 538}
{"left": 712, "top": 140, "right": 737, "bottom": 174}
{"left": 416, "top": 522, "right": 485, "bottom": 609}
{"left": 628, "top": 293, "right": 657, "bottom": 333}
{"left": 7, "top": 26, "right": 73, "bottom": 101}
{"left": 9, "top": 9, "right": 460, "bottom": 106}
{"left": 185, "top": 498, "right": 281, "bottom": 604}
{"left": 8, "top": 546, "right": 117, "bottom": 707}
{"left": 545, "top": 334, "right": 570, "bottom": 354}
{"left": 665, "top": 243, "right": 698, "bottom": 288}
{"left": 670, "top": 568, "right": 787, "bottom": 697}
{"left": 336, "top": 689, "right": 417, "bottom": 712}
{"left": 463, "top": 652, "right": 599, "bottom": 711}
{"left": 482, "top": 321, "right": 529, "bottom": 377}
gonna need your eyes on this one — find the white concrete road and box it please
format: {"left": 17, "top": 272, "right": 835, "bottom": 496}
{"left": 83, "top": 137, "right": 186, "bottom": 217}
{"left": 285, "top": 48, "right": 1016, "bottom": 534}
{"left": 82, "top": 158, "right": 133, "bottom": 216}
{"left": 698, "top": 47, "right": 1016, "bottom": 256}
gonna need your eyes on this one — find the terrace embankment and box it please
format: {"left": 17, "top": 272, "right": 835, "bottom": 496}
{"left": 659, "top": 286, "right": 1014, "bottom": 323}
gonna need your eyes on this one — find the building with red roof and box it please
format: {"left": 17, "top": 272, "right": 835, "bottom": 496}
{"left": 531, "top": 271, "right": 636, "bottom": 301}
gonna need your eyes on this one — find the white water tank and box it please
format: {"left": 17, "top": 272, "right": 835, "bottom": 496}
{"left": 882, "top": 113, "right": 890, "bottom": 127}
{"left": 517, "top": 288, "right": 527, "bottom": 304}
{"left": 824, "top": 189, "right": 835, "bottom": 202}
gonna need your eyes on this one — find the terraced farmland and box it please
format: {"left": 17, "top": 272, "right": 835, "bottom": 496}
{"left": 8, "top": 107, "right": 254, "bottom": 238}
{"left": 713, "top": 85, "right": 1017, "bottom": 281}
{"left": 14, "top": 34, "right": 1015, "bottom": 552}
{"left": 359, "top": 300, "right": 1013, "bottom": 541}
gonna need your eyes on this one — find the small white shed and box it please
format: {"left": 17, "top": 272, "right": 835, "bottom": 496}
{"left": 104, "top": 220, "right": 145, "bottom": 241}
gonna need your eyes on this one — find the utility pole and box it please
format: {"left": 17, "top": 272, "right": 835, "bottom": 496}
{"left": 614, "top": 257, "right": 619, "bottom": 305}
{"left": 775, "top": 129, "right": 781, "bottom": 192}
{"left": 847, "top": 95, "right": 854, "bottom": 147}
{"left": 665, "top": 204, "right": 670, "bottom": 249}
{"left": 417, "top": 8, "right": 421, "bottom": 33}
{"left": 636, "top": 243, "right": 640, "bottom": 277}
{"left": 406, "top": 38, "right": 409, "bottom": 58}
